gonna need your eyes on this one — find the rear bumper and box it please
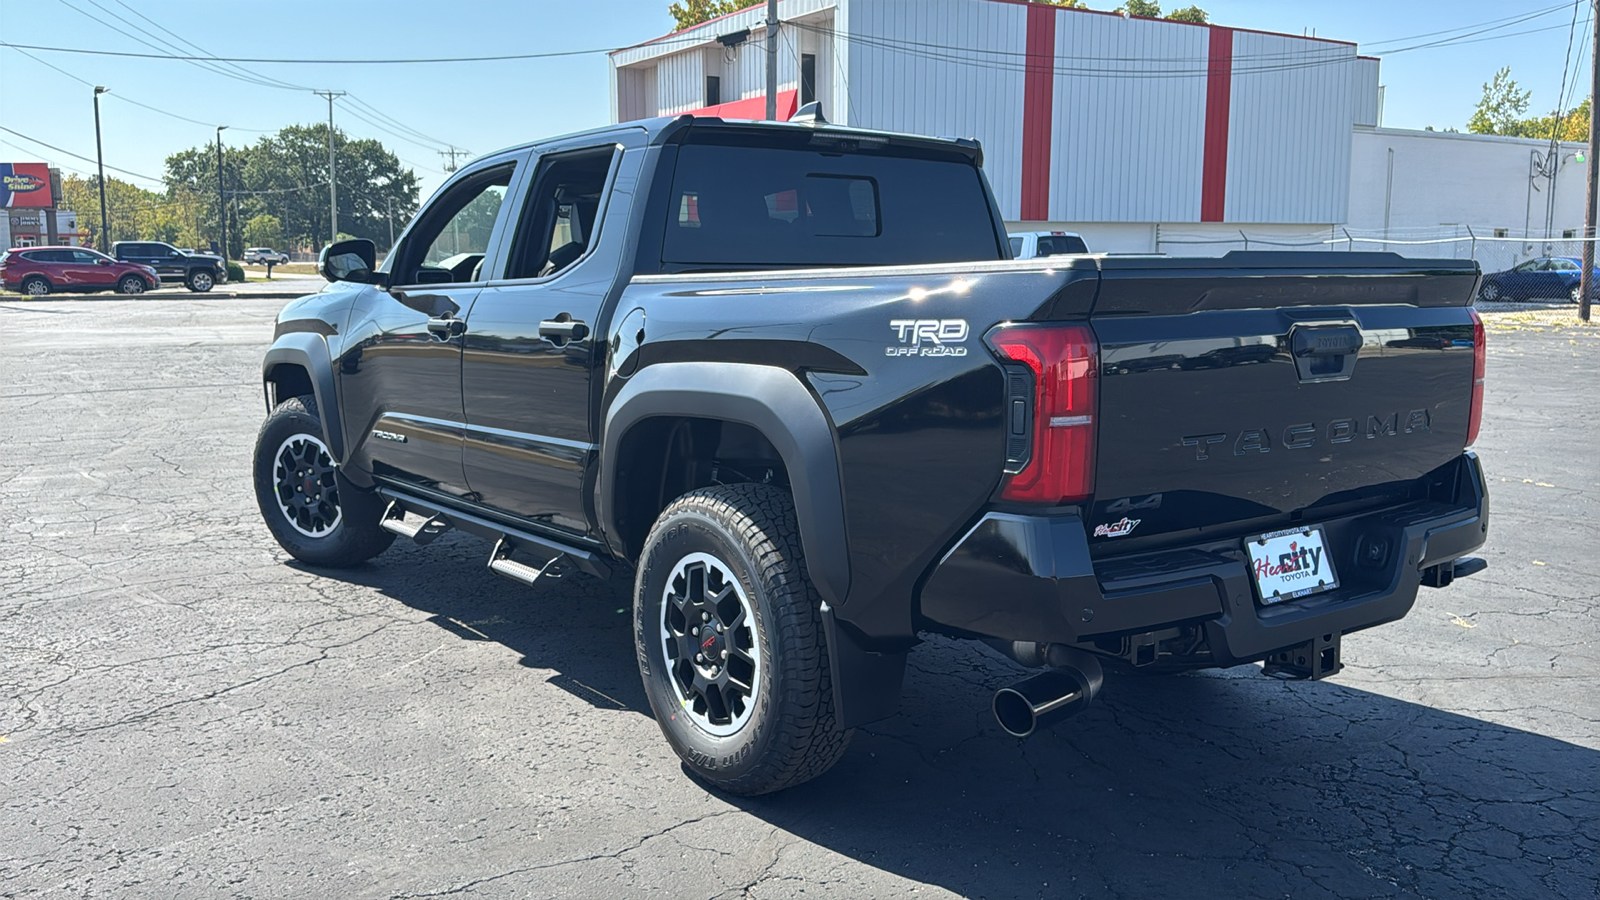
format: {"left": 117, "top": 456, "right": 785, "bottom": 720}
{"left": 919, "top": 452, "right": 1489, "bottom": 667}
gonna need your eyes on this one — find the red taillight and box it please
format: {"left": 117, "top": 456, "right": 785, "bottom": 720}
{"left": 989, "top": 323, "right": 1098, "bottom": 504}
{"left": 1466, "top": 309, "right": 1486, "bottom": 446}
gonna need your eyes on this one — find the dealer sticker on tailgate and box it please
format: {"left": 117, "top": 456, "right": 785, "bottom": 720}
{"left": 1247, "top": 526, "right": 1339, "bottom": 604}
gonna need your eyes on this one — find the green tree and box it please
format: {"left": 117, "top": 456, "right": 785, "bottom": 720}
{"left": 1116, "top": 0, "right": 1163, "bottom": 16}
{"left": 166, "top": 124, "right": 418, "bottom": 256}
{"left": 668, "top": 0, "right": 755, "bottom": 30}
{"left": 1467, "top": 67, "right": 1532, "bottom": 135}
{"left": 242, "top": 213, "right": 284, "bottom": 249}
{"left": 1165, "top": 5, "right": 1208, "bottom": 23}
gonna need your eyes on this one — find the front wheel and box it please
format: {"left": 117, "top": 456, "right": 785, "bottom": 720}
{"left": 118, "top": 275, "right": 147, "bottom": 294}
{"left": 1571, "top": 284, "right": 1584, "bottom": 303}
{"left": 634, "top": 484, "right": 849, "bottom": 796}
{"left": 253, "top": 395, "right": 394, "bottom": 567}
{"left": 186, "top": 269, "right": 215, "bottom": 292}
{"left": 1479, "top": 280, "right": 1501, "bottom": 302}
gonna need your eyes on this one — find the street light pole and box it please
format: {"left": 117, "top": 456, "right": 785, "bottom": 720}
{"left": 215, "top": 125, "right": 229, "bottom": 259}
{"left": 92, "top": 86, "right": 111, "bottom": 252}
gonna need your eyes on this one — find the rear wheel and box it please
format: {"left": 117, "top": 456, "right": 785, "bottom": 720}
{"left": 117, "top": 275, "right": 146, "bottom": 294}
{"left": 253, "top": 395, "right": 393, "bottom": 567}
{"left": 634, "top": 484, "right": 849, "bottom": 795}
{"left": 1571, "top": 284, "right": 1583, "bottom": 303}
{"left": 21, "top": 276, "right": 51, "bottom": 297}
{"left": 1478, "top": 280, "right": 1500, "bottom": 302}
{"left": 186, "top": 269, "right": 215, "bottom": 293}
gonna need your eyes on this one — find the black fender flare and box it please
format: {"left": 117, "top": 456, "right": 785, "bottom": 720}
{"left": 262, "top": 332, "right": 346, "bottom": 463}
{"left": 599, "top": 361, "right": 851, "bottom": 607}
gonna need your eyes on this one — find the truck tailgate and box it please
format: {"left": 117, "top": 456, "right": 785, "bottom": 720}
{"left": 1084, "top": 253, "right": 1480, "bottom": 547}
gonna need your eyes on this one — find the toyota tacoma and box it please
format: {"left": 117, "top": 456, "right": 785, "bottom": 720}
{"left": 254, "top": 114, "right": 1490, "bottom": 795}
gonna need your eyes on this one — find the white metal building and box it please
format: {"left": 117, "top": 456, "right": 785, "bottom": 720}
{"left": 610, "top": 0, "right": 1586, "bottom": 259}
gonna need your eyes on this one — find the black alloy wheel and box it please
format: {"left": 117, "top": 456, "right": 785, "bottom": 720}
{"left": 635, "top": 483, "right": 850, "bottom": 795}
{"left": 252, "top": 395, "right": 393, "bottom": 567}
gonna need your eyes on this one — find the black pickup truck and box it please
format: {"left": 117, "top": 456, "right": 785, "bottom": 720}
{"left": 111, "top": 241, "right": 227, "bottom": 292}
{"left": 254, "top": 115, "right": 1489, "bottom": 795}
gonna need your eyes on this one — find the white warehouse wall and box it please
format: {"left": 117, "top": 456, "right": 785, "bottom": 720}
{"left": 1348, "top": 127, "right": 1587, "bottom": 240}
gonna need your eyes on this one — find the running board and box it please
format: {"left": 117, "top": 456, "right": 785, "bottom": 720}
{"left": 373, "top": 486, "right": 610, "bottom": 580}
{"left": 488, "top": 538, "right": 568, "bottom": 587}
{"left": 380, "top": 501, "right": 452, "bottom": 545}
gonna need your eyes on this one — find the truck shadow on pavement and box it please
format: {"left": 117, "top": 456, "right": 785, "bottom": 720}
{"left": 313, "top": 534, "right": 1598, "bottom": 899}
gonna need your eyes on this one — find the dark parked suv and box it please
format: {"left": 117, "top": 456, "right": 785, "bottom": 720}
{"left": 111, "top": 241, "right": 227, "bottom": 292}
{"left": 1, "top": 246, "right": 159, "bottom": 296}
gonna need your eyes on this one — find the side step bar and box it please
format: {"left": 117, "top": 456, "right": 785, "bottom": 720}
{"left": 489, "top": 538, "right": 568, "bottom": 587}
{"left": 380, "top": 501, "right": 452, "bottom": 544}
{"left": 373, "top": 487, "right": 611, "bottom": 580}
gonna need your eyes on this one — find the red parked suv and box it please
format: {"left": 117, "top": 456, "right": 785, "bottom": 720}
{"left": 1, "top": 246, "right": 160, "bottom": 296}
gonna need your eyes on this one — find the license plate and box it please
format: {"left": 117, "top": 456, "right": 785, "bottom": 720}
{"left": 1247, "top": 526, "right": 1339, "bottom": 604}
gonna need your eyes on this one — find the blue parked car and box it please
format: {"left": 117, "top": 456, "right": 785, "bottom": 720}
{"left": 1478, "top": 256, "right": 1598, "bottom": 303}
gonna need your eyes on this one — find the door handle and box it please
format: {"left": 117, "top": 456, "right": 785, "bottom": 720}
{"left": 539, "top": 317, "right": 589, "bottom": 343}
{"left": 426, "top": 316, "right": 466, "bottom": 339}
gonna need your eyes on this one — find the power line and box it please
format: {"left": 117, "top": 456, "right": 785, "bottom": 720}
{"left": 46, "top": 0, "right": 301, "bottom": 91}
{"left": 1358, "top": 2, "right": 1572, "bottom": 47}
{"left": 3, "top": 44, "right": 272, "bottom": 133}
{"left": 0, "top": 126, "right": 167, "bottom": 185}
{"left": 0, "top": 32, "right": 708, "bottom": 65}
{"left": 107, "top": 0, "right": 311, "bottom": 92}
{"left": 345, "top": 95, "right": 452, "bottom": 149}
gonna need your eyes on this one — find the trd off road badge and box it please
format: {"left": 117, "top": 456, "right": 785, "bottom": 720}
{"left": 887, "top": 319, "right": 968, "bottom": 357}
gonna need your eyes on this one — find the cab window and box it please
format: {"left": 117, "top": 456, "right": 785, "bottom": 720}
{"left": 505, "top": 147, "right": 617, "bottom": 280}
{"left": 392, "top": 163, "right": 516, "bottom": 286}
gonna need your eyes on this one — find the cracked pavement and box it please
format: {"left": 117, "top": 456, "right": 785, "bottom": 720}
{"left": 1, "top": 297, "right": 1596, "bottom": 899}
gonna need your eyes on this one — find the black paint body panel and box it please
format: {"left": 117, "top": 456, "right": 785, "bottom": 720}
{"left": 259, "top": 116, "right": 1490, "bottom": 729}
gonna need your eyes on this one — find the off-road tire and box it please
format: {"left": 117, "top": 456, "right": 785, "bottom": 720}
{"left": 635, "top": 483, "right": 850, "bottom": 795}
{"left": 186, "top": 269, "right": 215, "bottom": 293}
{"left": 253, "top": 395, "right": 393, "bottom": 567}
{"left": 21, "top": 275, "right": 51, "bottom": 296}
{"left": 117, "top": 275, "right": 147, "bottom": 294}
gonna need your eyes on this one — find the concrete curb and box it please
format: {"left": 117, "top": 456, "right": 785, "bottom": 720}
{"left": 3, "top": 291, "right": 312, "bottom": 303}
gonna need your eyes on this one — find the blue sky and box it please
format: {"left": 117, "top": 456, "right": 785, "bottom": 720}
{"left": 0, "top": 0, "right": 1591, "bottom": 200}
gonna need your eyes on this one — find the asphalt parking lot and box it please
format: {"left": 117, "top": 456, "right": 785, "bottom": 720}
{"left": 2, "top": 296, "right": 1596, "bottom": 899}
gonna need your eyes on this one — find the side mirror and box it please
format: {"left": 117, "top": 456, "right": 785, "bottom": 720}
{"left": 319, "top": 238, "right": 379, "bottom": 284}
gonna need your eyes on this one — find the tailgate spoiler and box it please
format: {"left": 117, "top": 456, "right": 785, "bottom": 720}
{"left": 1089, "top": 252, "right": 1481, "bottom": 317}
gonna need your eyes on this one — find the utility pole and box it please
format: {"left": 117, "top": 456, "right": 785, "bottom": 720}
{"left": 765, "top": 0, "right": 779, "bottom": 120}
{"left": 314, "top": 90, "right": 346, "bottom": 246}
{"left": 92, "top": 86, "right": 110, "bottom": 252}
{"left": 1581, "top": 0, "right": 1599, "bottom": 324}
{"left": 386, "top": 194, "right": 395, "bottom": 250}
{"left": 438, "top": 147, "right": 467, "bottom": 173}
{"left": 438, "top": 148, "right": 468, "bottom": 255}
{"left": 215, "top": 125, "right": 229, "bottom": 258}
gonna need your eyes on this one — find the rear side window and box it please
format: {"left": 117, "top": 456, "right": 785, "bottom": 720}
{"left": 662, "top": 141, "right": 1001, "bottom": 269}
{"left": 1035, "top": 235, "right": 1087, "bottom": 256}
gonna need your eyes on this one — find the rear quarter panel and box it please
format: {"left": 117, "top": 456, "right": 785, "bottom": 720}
{"left": 612, "top": 260, "right": 1092, "bottom": 640}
